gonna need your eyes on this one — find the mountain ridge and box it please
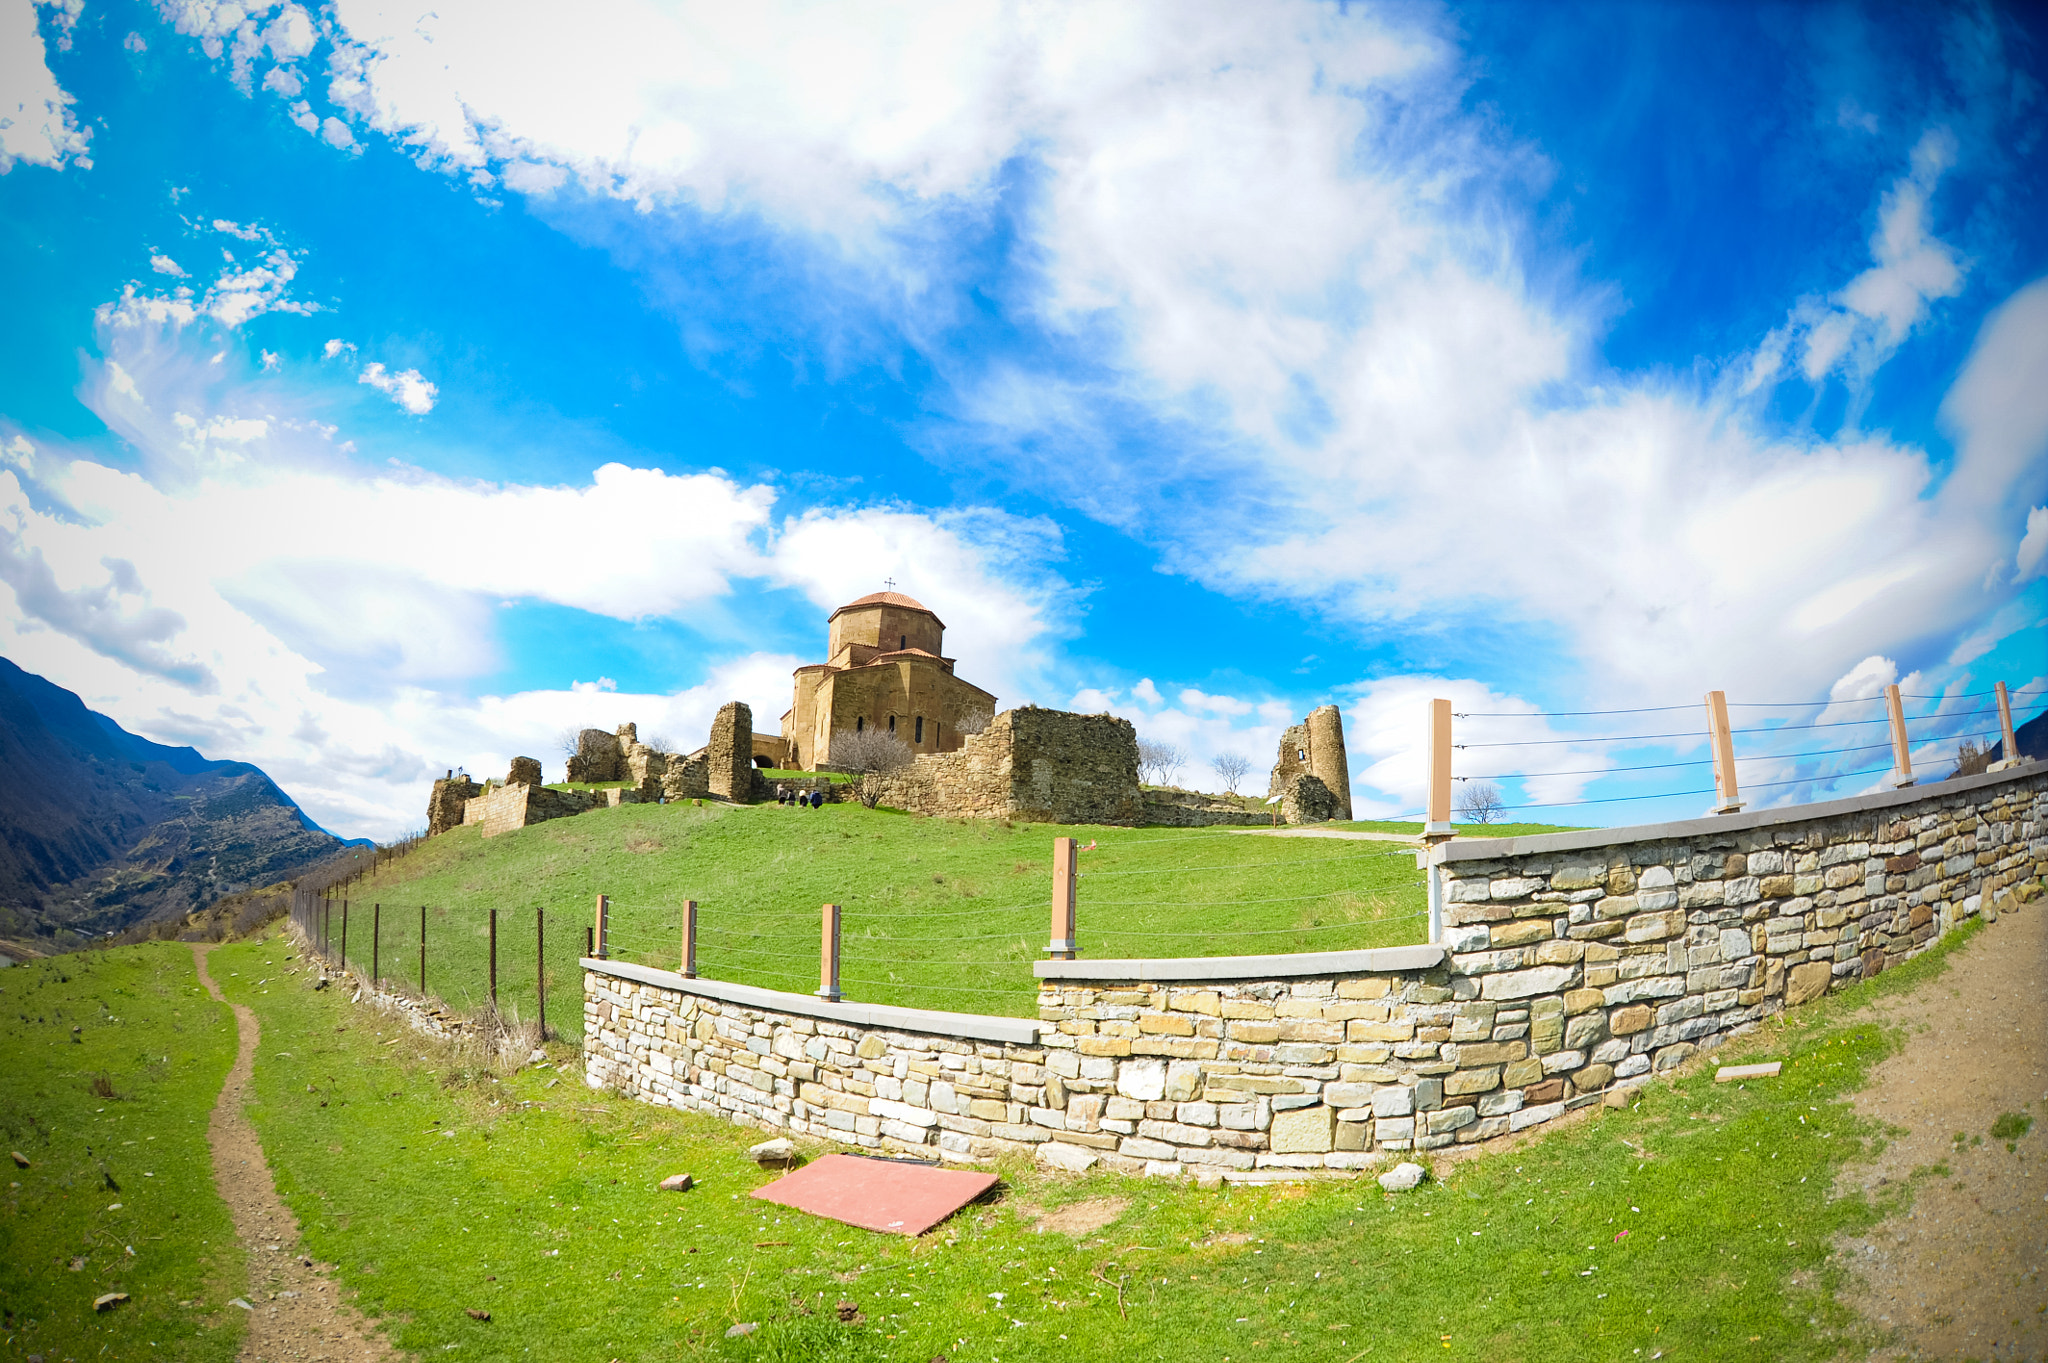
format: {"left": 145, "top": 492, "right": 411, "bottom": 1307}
{"left": 0, "top": 656, "right": 348, "bottom": 950}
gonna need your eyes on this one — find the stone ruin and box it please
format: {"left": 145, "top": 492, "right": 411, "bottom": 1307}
{"left": 428, "top": 710, "right": 770, "bottom": 839}
{"left": 1268, "top": 704, "right": 1353, "bottom": 822}
{"left": 427, "top": 697, "right": 1358, "bottom": 836}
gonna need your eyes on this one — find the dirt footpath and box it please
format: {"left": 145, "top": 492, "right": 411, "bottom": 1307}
{"left": 1835, "top": 902, "right": 2048, "bottom": 1361}
{"left": 191, "top": 944, "right": 401, "bottom": 1363}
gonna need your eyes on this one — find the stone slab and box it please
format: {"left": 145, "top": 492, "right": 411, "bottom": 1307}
{"left": 750, "top": 1153, "right": 998, "bottom": 1236}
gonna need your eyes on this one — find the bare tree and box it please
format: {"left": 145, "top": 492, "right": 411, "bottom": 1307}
{"left": 832, "top": 728, "right": 916, "bottom": 808}
{"left": 1212, "top": 751, "right": 1251, "bottom": 795}
{"left": 1952, "top": 738, "right": 1992, "bottom": 779}
{"left": 1136, "top": 738, "right": 1186, "bottom": 787}
{"left": 555, "top": 726, "right": 584, "bottom": 759}
{"left": 953, "top": 710, "right": 994, "bottom": 737}
{"left": 641, "top": 733, "right": 677, "bottom": 754}
{"left": 1455, "top": 780, "right": 1505, "bottom": 824}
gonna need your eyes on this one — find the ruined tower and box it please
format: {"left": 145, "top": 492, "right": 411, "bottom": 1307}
{"left": 1268, "top": 703, "right": 1353, "bottom": 821}
{"left": 708, "top": 701, "right": 754, "bottom": 801}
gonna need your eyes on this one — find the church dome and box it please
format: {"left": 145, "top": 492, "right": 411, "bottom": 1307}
{"left": 836, "top": 590, "right": 933, "bottom": 613}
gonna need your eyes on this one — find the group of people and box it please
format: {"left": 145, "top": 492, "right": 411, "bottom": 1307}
{"left": 776, "top": 785, "right": 827, "bottom": 808}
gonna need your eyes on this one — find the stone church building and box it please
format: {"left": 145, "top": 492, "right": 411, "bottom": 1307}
{"left": 779, "top": 591, "right": 998, "bottom": 771}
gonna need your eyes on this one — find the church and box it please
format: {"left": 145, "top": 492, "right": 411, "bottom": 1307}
{"left": 779, "top": 590, "right": 998, "bottom": 772}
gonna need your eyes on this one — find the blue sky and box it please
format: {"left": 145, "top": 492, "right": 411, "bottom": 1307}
{"left": 1, "top": 0, "right": 2044, "bottom": 841}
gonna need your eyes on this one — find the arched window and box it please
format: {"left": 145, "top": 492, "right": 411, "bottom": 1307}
{"left": 855, "top": 716, "right": 864, "bottom": 732}
{"left": 900, "top": 634, "right": 907, "bottom": 650}
{"left": 915, "top": 716, "right": 924, "bottom": 743}
{"left": 1298, "top": 748, "right": 1306, "bottom": 762}
{"left": 888, "top": 715, "right": 897, "bottom": 733}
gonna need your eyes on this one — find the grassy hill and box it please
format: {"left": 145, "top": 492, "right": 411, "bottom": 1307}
{"left": 306, "top": 801, "right": 1579, "bottom": 1030}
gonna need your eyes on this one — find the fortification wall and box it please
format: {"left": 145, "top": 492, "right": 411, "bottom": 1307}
{"left": 1138, "top": 788, "right": 1266, "bottom": 827}
{"left": 460, "top": 783, "right": 599, "bottom": 837}
{"left": 865, "top": 706, "right": 1144, "bottom": 825}
{"left": 587, "top": 763, "right": 2046, "bottom": 1181}
{"left": 427, "top": 775, "right": 481, "bottom": 836}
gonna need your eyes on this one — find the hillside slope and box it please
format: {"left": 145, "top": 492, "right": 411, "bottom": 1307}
{"left": 0, "top": 657, "right": 345, "bottom": 948}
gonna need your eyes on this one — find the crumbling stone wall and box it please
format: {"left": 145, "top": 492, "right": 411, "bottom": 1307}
{"left": 708, "top": 702, "right": 754, "bottom": 802}
{"left": 567, "top": 728, "right": 624, "bottom": 783}
{"left": 1269, "top": 704, "right": 1353, "bottom": 820}
{"left": 460, "top": 782, "right": 600, "bottom": 837}
{"left": 1280, "top": 773, "right": 1340, "bottom": 825}
{"left": 662, "top": 753, "right": 711, "bottom": 801}
{"left": 1138, "top": 788, "right": 1266, "bottom": 828}
{"left": 426, "top": 773, "right": 482, "bottom": 836}
{"left": 506, "top": 756, "right": 543, "bottom": 787}
{"left": 866, "top": 707, "right": 1144, "bottom": 825}
{"left": 587, "top": 763, "right": 2045, "bottom": 1180}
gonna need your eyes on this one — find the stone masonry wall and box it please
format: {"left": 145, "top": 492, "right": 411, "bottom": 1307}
{"left": 1426, "top": 764, "right": 2047, "bottom": 1111}
{"left": 866, "top": 705, "right": 1145, "bottom": 825}
{"left": 461, "top": 782, "right": 599, "bottom": 837}
{"left": 585, "top": 763, "right": 2045, "bottom": 1181}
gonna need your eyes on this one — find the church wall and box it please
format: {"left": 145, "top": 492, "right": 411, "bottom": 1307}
{"left": 828, "top": 602, "right": 944, "bottom": 662}
{"left": 815, "top": 660, "right": 996, "bottom": 767}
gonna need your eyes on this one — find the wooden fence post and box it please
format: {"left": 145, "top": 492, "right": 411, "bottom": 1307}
{"left": 489, "top": 908, "right": 498, "bottom": 1011}
{"left": 1706, "top": 690, "right": 1744, "bottom": 814}
{"left": 1047, "top": 837, "right": 1077, "bottom": 960}
{"left": 680, "top": 900, "right": 698, "bottom": 979}
{"left": 816, "top": 903, "right": 842, "bottom": 1001}
{"left": 1426, "top": 699, "right": 1453, "bottom": 836}
{"left": 1996, "top": 681, "right": 2018, "bottom": 764}
{"left": 536, "top": 908, "right": 548, "bottom": 1041}
{"left": 1422, "top": 699, "right": 1455, "bottom": 945}
{"left": 594, "top": 894, "right": 610, "bottom": 960}
{"left": 1885, "top": 684, "right": 1915, "bottom": 788}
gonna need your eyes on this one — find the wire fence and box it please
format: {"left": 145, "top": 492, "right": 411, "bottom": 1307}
{"left": 1380, "top": 681, "right": 2038, "bottom": 825}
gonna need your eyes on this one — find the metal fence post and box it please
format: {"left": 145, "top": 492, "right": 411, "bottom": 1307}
{"left": 594, "top": 894, "right": 610, "bottom": 960}
{"left": 680, "top": 900, "right": 698, "bottom": 978}
{"left": 536, "top": 907, "right": 548, "bottom": 1041}
{"left": 372, "top": 903, "right": 380, "bottom": 989}
{"left": 816, "top": 903, "right": 841, "bottom": 1001}
{"left": 489, "top": 907, "right": 498, "bottom": 1012}
{"left": 419, "top": 905, "right": 427, "bottom": 996}
{"left": 1047, "top": 837, "right": 1077, "bottom": 960}
{"left": 340, "top": 897, "right": 349, "bottom": 974}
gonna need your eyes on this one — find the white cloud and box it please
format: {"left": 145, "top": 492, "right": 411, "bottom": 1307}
{"left": 1747, "top": 128, "right": 1965, "bottom": 396}
{"left": 100, "top": 246, "right": 317, "bottom": 331}
{"left": 150, "top": 254, "right": 188, "bottom": 277}
{"left": 357, "top": 360, "right": 437, "bottom": 414}
{"left": 1, "top": 0, "right": 93, "bottom": 172}
{"left": 0, "top": 296, "right": 1076, "bottom": 837}
{"left": 2017, "top": 506, "right": 2048, "bottom": 583}
{"left": 143, "top": 0, "right": 2041, "bottom": 726}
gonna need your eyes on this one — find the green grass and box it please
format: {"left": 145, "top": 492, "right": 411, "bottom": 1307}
{"left": 0, "top": 944, "right": 244, "bottom": 1362}
{"left": 317, "top": 802, "right": 1436, "bottom": 1024}
{"left": 204, "top": 916, "right": 1989, "bottom": 1363}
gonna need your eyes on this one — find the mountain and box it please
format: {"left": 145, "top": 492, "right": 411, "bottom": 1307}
{"left": 0, "top": 657, "right": 347, "bottom": 948}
